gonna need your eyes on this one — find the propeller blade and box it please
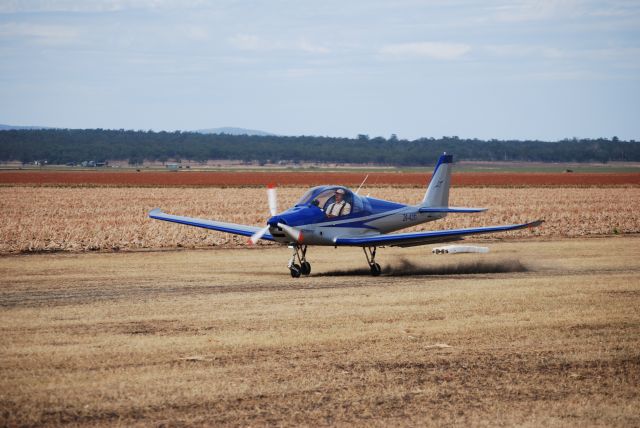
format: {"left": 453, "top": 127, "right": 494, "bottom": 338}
{"left": 268, "top": 184, "right": 277, "bottom": 216}
{"left": 249, "top": 184, "right": 277, "bottom": 245}
{"left": 277, "top": 222, "right": 303, "bottom": 244}
{"left": 248, "top": 225, "right": 270, "bottom": 245}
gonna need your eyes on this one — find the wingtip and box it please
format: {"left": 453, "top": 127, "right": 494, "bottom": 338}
{"left": 149, "top": 208, "right": 162, "bottom": 217}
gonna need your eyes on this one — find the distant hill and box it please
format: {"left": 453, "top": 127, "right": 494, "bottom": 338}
{"left": 0, "top": 123, "right": 53, "bottom": 131}
{"left": 195, "top": 127, "right": 275, "bottom": 136}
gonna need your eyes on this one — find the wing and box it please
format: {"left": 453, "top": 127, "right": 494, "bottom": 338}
{"left": 334, "top": 220, "right": 543, "bottom": 247}
{"left": 149, "top": 208, "right": 274, "bottom": 241}
{"left": 418, "top": 206, "right": 487, "bottom": 213}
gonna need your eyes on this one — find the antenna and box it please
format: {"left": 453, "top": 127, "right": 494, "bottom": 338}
{"left": 355, "top": 174, "right": 369, "bottom": 195}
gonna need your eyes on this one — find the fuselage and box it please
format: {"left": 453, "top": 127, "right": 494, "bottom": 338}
{"left": 266, "top": 185, "right": 444, "bottom": 245}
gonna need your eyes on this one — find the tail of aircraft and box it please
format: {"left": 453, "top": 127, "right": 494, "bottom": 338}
{"left": 422, "top": 153, "right": 453, "bottom": 207}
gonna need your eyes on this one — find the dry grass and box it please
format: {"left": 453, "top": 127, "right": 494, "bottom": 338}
{"left": 1, "top": 186, "right": 639, "bottom": 253}
{"left": 0, "top": 237, "right": 639, "bottom": 426}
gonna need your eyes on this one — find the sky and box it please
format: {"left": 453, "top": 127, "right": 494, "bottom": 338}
{"left": 0, "top": 0, "right": 639, "bottom": 140}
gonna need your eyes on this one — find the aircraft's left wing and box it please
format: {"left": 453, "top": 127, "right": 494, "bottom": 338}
{"left": 334, "top": 220, "right": 543, "bottom": 247}
{"left": 149, "top": 208, "right": 274, "bottom": 241}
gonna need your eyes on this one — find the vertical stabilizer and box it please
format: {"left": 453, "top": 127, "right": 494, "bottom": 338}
{"left": 422, "top": 153, "right": 453, "bottom": 207}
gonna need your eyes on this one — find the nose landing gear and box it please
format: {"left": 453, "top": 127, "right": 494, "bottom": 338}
{"left": 363, "top": 246, "right": 382, "bottom": 276}
{"left": 288, "top": 245, "right": 310, "bottom": 278}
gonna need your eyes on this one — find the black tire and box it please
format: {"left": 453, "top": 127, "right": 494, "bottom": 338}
{"left": 300, "top": 261, "right": 311, "bottom": 276}
{"left": 370, "top": 263, "right": 381, "bottom": 276}
{"left": 290, "top": 264, "right": 301, "bottom": 278}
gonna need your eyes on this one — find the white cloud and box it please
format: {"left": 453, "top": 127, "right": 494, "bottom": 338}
{"left": 483, "top": 44, "right": 640, "bottom": 65}
{"left": 183, "top": 25, "right": 209, "bottom": 42}
{"left": 229, "top": 34, "right": 264, "bottom": 51}
{"left": 296, "top": 40, "right": 330, "bottom": 54}
{"left": 229, "top": 34, "right": 330, "bottom": 54}
{"left": 0, "top": 0, "right": 205, "bottom": 13}
{"left": 584, "top": 46, "right": 640, "bottom": 60}
{"left": 484, "top": 44, "right": 564, "bottom": 59}
{"left": 517, "top": 70, "right": 605, "bottom": 80}
{"left": 379, "top": 42, "right": 471, "bottom": 60}
{"left": 0, "top": 22, "right": 80, "bottom": 45}
{"left": 491, "top": 0, "right": 581, "bottom": 22}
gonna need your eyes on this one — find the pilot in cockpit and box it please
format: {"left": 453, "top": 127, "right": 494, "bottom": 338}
{"left": 325, "top": 188, "right": 352, "bottom": 218}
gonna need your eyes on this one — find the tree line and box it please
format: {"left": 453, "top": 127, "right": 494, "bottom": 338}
{"left": 0, "top": 129, "right": 638, "bottom": 165}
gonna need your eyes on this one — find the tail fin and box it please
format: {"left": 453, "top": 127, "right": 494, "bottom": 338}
{"left": 422, "top": 153, "right": 453, "bottom": 207}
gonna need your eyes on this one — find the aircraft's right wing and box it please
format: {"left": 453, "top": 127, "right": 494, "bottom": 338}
{"left": 334, "top": 220, "right": 543, "bottom": 247}
{"left": 418, "top": 206, "right": 487, "bottom": 213}
{"left": 149, "top": 208, "right": 274, "bottom": 241}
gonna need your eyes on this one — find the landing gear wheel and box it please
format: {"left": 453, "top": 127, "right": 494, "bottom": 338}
{"left": 370, "top": 263, "right": 381, "bottom": 276}
{"left": 290, "top": 264, "right": 301, "bottom": 278}
{"left": 363, "top": 247, "right": 381, "bottom": 277}
{"left": 288, "top": 245, "right": 310, "bottom": 278}
{"left": 300, "top": 261, "right": 311, "bottom": 276}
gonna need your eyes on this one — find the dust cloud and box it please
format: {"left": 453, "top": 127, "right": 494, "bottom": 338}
{"left": 316, "top": 257, "right": 528, "bottom": 277}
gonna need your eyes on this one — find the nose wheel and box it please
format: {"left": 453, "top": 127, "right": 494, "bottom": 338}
{"left": 288, "top": 245, "right": 311, "bottom": 278}
{"left": 363, "top": 246, "right": 382, "bottom": 276}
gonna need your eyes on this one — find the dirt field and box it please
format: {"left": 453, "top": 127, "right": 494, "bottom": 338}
{"left": 1, "top": 170, "right": 639, "bottom": 186}
{"left": 1, "top": 186, "right": 639, "bottom": 253}
{"left": 0, "top": 237, "right": 638, "bottom": 426}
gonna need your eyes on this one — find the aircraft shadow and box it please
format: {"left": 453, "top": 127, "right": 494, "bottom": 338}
{"left": 314, "top": 258, "right": 528, "bottom": 277}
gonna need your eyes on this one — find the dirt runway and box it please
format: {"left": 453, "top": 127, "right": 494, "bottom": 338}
{"left": 1, "top": 237, "right": 639, "bottom": 426}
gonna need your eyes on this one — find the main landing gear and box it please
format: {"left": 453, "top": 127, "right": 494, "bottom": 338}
{"left": 287, "top": 245, "right": 382, "bottom": 278}
{"left": 363, "top": 246, "right": 382, "bottom": 276}
{"left": 288, "top": 245, "right": 311, "bottom": 278}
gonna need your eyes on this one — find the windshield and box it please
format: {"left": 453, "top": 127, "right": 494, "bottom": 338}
{"left": 295, "top": 186, "right": 366, "bottom": 215}
{"left": 314, "top": 189, "right": 343, "bottom": 211}
{"left": 295, "top": 186, "right": 325, "bottom": 206}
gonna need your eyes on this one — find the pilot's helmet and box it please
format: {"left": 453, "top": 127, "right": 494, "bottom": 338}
{"left": 335, "top": 188, "right": 346, "bottom": 195}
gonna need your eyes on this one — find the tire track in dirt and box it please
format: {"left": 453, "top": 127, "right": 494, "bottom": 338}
{"left": 1, "top": 264, "right": 638, "bottom": 309}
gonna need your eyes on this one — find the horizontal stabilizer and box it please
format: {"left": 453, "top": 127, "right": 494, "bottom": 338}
{"left": 418, "top": 207, "right": 487, "bottom": 213}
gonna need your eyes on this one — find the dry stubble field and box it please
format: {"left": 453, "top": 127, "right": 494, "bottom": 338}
{"left": 1, "top": 186, "right": 639, "bottom": 253}
{"left": 0, "top": 237, "right": 639, "bottom": 426}
{"left": 1, "top": 181, "right": 639, "bottom": 426}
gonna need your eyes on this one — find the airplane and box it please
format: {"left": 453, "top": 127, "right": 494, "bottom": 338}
{"left": 149, "top": 153, "right": 543, "bottom": 277}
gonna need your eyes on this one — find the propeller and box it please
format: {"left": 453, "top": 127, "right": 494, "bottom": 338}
{"left": 277, "top": 222, "right": 303, "bottom": 244}
{"left": 267, "top": 183, "right": 277, "bottom": 216}
{"left": 248, "top": 225, "right": 270, "bottom": 245}
{"left": 248, "top": 184, "right": 279, "bottom": 244}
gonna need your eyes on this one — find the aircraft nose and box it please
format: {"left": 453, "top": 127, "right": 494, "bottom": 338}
{"left": 267, "top": 216, "right": 283, "bottom": 227}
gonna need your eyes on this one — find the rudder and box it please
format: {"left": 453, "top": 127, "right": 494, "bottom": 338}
{"left": 422, "top": 153, "right": 453, "bottom": 207}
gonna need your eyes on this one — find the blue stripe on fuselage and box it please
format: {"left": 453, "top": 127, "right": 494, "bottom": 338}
{"left": 276, "top": 195, "right": 409, "bottom": 231}
{"left": 317, "top": 206, "right": 408, "bottom": 230}
{"left": 317, "top": 197, "right": 406, "bottom": 229}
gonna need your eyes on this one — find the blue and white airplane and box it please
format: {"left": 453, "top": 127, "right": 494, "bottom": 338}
{"left": 150, "top": 153, "right": 542, "bottom": 277}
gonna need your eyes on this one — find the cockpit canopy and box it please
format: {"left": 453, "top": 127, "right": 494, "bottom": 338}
{"left": 295, "top": 185, "right": 368, "bottom": 215}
